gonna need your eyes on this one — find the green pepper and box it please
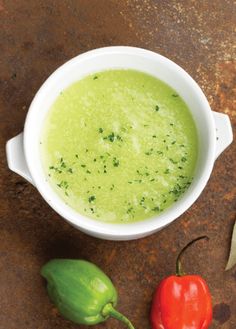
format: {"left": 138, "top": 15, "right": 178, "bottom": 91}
{"left": 41, "top": 259, "right": 135, "bottom": 328}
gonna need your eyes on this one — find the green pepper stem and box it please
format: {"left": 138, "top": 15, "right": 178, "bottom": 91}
{"left": 176, "top": 236, "right": 209, "bottom": 276}
{"left": 102, "top": 303, "right": 135, "bottom": 329}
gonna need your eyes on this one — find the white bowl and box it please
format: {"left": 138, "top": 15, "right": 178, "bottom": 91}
{"left": 6, "top": 47, "right": 233, "bottom": 240}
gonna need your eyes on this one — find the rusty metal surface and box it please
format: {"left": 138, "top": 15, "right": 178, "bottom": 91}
{"left": 0, "top": 0, "right": 236, "bottom": 328}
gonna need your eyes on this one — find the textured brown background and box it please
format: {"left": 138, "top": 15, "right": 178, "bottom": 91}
{"left": 1, "top": 1, "right": 236, "bottom": 328}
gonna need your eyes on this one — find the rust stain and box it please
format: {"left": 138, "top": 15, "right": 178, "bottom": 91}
{"left": 213, "top": 303, "right": 231, "bottom": 324}
{"left": 0, "top": 0, "right": 5, "bottom": 12}
{"left": 223, "top": 186, "right": 236, "bottom": 201}
{"left": 214, "top": 61, "right": 236, "bottom": 119}
{"left": 105, "top": 248, "right": 117, "bottom": 265}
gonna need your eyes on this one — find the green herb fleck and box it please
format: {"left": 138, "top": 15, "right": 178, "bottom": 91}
{"left": 61, "top": 162, "right": 66, "bottom": 168}
{"left": 155, "top": 105, "right": 160, "bottom": 112}
{"left": 113, "top": 157, "right": 120, "bottom": 167}
{"left": 88, "top": 195, "right": 96, "bottom": 203}
{"left": 98, "top": 128, "right": 103, "bottom": 133}
{"left": 110, "top": 184, "right": 115, "bottom": 191}
{"left": 127, "top": 207, "right": 134, "bottom": 217}
{"left": 164, "top": 169, "right": 170, "bottom": 174}
{"left": 57, "top": 181, "right": 69, "bottom": 189}
{"left": 169, "top": 158, "right": 177, "bottom": 164}
{"left": 107, "top": 132, "right": 115, "bottom": 142}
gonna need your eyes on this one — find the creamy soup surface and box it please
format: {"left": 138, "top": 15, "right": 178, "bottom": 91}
{"left": 41, "top": 69, "right": 198, "bottom": 223}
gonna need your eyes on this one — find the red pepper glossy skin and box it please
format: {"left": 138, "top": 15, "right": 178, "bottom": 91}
{"left": 151, "top": 275, "right": 212, "bottom": 329}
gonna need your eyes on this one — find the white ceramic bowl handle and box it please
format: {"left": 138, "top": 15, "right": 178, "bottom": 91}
{"left": 213, "top": 111, "right": 233, "bottom": 159}
{"left": 6, "top": 133, "right": 34, "bottom": 185}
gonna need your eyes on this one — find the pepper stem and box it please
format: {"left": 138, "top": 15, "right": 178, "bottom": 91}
{"left": 176, "top": 236, "right": 209, "bottom": 276}
{"left": 102, "top": 303, "right": 135, "bottom": 329}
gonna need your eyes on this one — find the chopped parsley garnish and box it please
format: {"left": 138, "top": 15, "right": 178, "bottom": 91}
{"left": 49, "top": 165, "right": 62, "bottom": 174}
{"left": 110, "top": 184, "right": 115, "bottom": 191}
{"left": 169, "top": 158, "right": 177, "bottom": 164}
{"left": 88, "top": 195, "right": 96, "bottom": 203}
{"left": 103, "top": 131, "right": 122, "bottom": 143}
{"left": 126, "top": 207, "right": 134, "bottom": 217}
{"left": 113, "top": 157, "right": 120, "bottom": 167}
{"left": 57, "top": 181, "right": 69, "bottom": 190}
{"left": 98, "top": 128, "right": 103, "bottom": 133}
{"left": 107, "top": 132, "right": 115, "bottom": 142}
{"left": 155, "top": 105, "right": 160, "bottom": 112}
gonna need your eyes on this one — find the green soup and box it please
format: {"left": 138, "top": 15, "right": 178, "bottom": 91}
{"left": 41, "top": 69, "right": 198, "bottom": 223}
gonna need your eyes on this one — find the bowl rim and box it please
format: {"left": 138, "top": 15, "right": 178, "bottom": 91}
{"left": 24, "top": 46, "right": 216, "bottom": 239}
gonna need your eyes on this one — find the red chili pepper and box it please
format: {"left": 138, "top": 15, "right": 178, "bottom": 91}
{"left": 151, "top": 236, "right": 212, "bottom": 329}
